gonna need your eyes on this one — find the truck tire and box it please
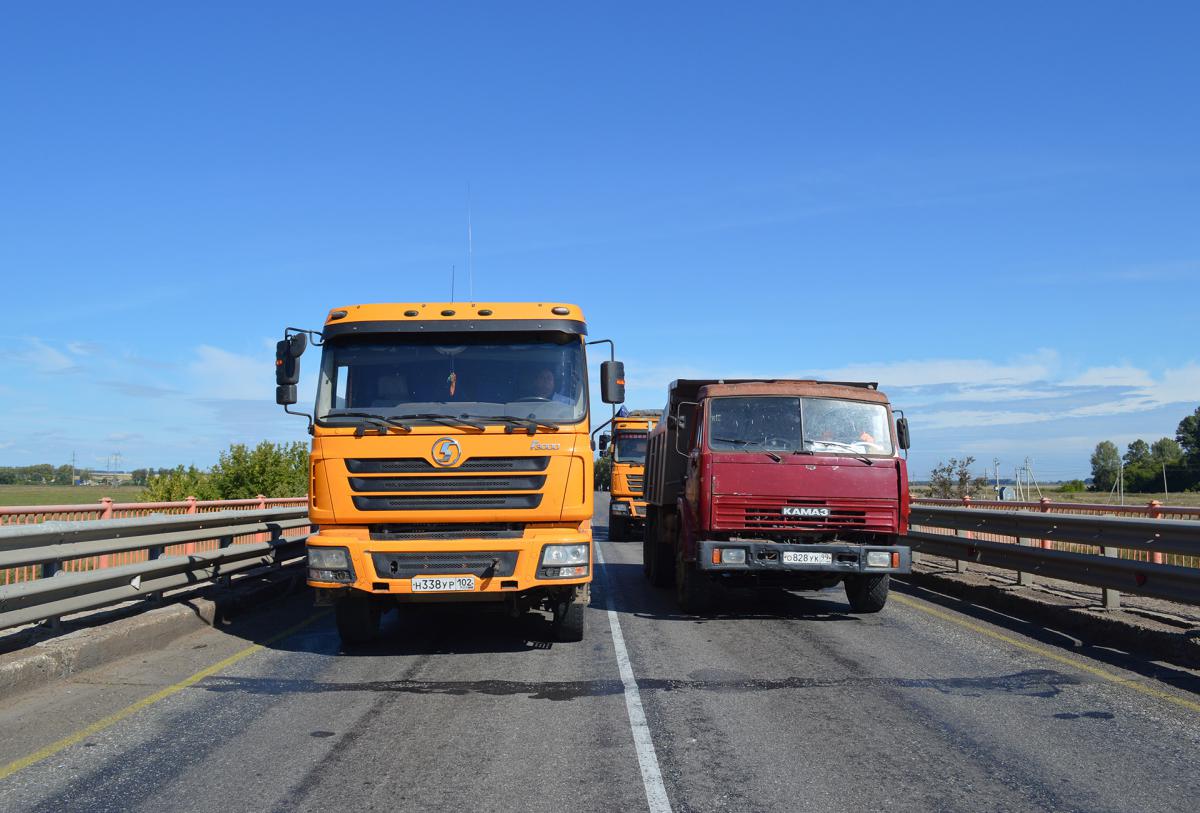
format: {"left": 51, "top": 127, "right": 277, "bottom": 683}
{"left": 844, "top": 574, "right": 890, "bottom": 613}
{"left": 335, "top": 593, "right": 381, "bottom": 645}
{"left": 608, "top": 512, "right": 627, "bottom": 542}
{"left": 675, "top": 546, "right": 713, "bottom": 614}
{"left": 644, "top": 513, "right": 674, "bottom": 587}
{"left": 552, "top": 596, "right": 585, "bottom": 642}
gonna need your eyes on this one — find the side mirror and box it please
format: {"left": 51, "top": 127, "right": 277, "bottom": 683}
{"left": 275, "top": 336, "right": 304, "bottom": 405}
{"left": 599, "top": 433, "right": 611, "bottom": 452}
{"left": 600, "top": 360, "right": 625, "bottom": 404}
{"left": 896, "top": 416, "right": 910, "bottom": 450}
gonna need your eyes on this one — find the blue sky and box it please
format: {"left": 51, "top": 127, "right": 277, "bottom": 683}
{"left": 2, "top": 2, "right": 1198, "bottom": 481}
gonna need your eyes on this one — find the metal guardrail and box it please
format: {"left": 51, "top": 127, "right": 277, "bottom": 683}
{"left": 0, "top": 508, "right": 312, "bottom": 630}
{"left": 909, "top": 505, "right": 1200, "bottom": 608}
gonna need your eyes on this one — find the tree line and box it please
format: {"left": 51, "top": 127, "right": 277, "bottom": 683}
{"left": 0, "top": 441, "right": 309, "bottom": 501}
{"left": 1090, "top": 405, "right": 1200, "bottom": 493}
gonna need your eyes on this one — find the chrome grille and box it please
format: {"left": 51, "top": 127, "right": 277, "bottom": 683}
{"left": 347, "top": 457, "right": 550, "bottom": 474}
{"left": 369, "top": 524, "right": 525, "bottom": 541}
{"left": 353, "top": 494, "right": 543, "bottom": 511}
{"left": 349, "top": 475, "right": 545, "bottom": 493}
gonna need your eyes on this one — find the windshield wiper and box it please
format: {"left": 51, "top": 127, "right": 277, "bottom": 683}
{"left": 805, "top": 440, "right": 874, "bottom": 466}
{"left": 712, "top": 436, "right": 782, "bottom": 462}
{"left": 391, "top": 413, "right": 486, "bottom": 431}
{"left": 463, "top": 414, "right": 561, "bottom": 435}
{"left": 319, "top": 412, "right": 413, "bottom": 436}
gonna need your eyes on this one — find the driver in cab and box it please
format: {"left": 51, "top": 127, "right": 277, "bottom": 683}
{"left": 526, "top": 367, "right": 573, "bottom": 406}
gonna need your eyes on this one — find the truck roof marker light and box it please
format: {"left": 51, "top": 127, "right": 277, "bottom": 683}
{"left": 404, "top": 310, "right": 419, "bottom": 317}
{"left": 552, "top": 306, "right": 570, "bottom": 315}
{"left": 441, "top": 309, "right": 456, "bottom": 316}
{"left": 478, "top": 309, "right": 493, "bottom": 316}
{"left": 329, "top": 310, "right": 348, "bottom": 320}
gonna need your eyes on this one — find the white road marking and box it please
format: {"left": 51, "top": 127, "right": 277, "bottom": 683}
{"left": 595, "top": 541, "right": 673, "bottom": 813}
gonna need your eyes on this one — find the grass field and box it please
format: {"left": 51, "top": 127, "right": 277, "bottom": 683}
{"left": 0, "top": 485, "right": 145, "bottom": 507}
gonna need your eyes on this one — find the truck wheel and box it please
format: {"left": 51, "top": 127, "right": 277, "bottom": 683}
{"left": 552, "top": 596, "right": 585, "bottom": 642}
{"left": 675, "top": 547, "right": 713, "bottom": 614}
{"left": 608, "top": 513, "right": 627, "bottom": 542}
{"left": 335, "top": 593, "right": 381, "bottom": 645}
{"left": 844, "top": 574, "right": 890, "bottom": 613}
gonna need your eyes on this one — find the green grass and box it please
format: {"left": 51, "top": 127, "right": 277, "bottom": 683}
{"left": 0, "top": 485, "right": 145, "bottom": 507}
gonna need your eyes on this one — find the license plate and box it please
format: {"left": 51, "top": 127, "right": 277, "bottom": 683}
{"left": 782, "top": 551, "right": 833, "bottom": 565}
{"left": 411, "top": 575, "right": 477, "bottom": 592}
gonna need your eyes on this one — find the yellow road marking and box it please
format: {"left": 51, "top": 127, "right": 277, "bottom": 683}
{"left": 890, "top": 592, "right": 1200, "bottom": 714}
{"left": 0, "top": 611, "right": 328, "bottom": 782}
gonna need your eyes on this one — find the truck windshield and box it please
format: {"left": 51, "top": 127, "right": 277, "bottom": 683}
{"left": 709, "top": 396, "right": 893, "bottom": 456}
{"left": 314, "top": 332, "right": 586, "bottom": 426}
{"left": 614, "top": 431, "right": 648, "bottom": 463}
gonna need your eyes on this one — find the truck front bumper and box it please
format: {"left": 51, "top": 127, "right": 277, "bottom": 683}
{"left": 306, "top": 531, "right": 593, "bottom": 599}
{"left": 695, "top": 540, "right": 911, "bottom": 575}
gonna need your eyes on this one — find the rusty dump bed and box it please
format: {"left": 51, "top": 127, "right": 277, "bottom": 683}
{"left": 698, "top": 381, "right": 888, "bottom": 402}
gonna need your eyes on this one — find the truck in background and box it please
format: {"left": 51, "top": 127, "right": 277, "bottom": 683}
{"left": 642, "top": 379, "right": 912, "bottom": 613}
{"left": 276, "top": 302, "right": 624, "bottom": 644}
{"left": 599, "top": 409, "right": 661, "bottom": 541}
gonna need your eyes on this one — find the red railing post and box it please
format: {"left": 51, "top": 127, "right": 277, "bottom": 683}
{"left": 256, "top": 494, "right": 268, "bottom": 543}
{"left": 98, "top": 497, "right": 114, "bottom": 569}
{"left": 1149, "top": 501, "right": 1164, "bottom": 564}
{"left": 185, "top": 496, "right": 198, "bottom": 554}
{"left": 1039, "top": 497, "right": 1053, "bottom": 549}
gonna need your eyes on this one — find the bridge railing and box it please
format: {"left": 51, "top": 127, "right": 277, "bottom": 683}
{"left": 908, "top": 504, "right": 1200, "bottom": 609}
{"left": 0, "top": 507, "right": 311, "bottom": 631}
{"left": 0, "top": 496, "right": 309, "bottom": 584}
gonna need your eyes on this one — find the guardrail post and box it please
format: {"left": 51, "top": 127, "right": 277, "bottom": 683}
{"left": 219, "top": 534, "right": 233, "bottom": 586}
{"left": 255, "top": 495, "right": 268, "bottom": 543}
{"left": 1149, "top": 501, "right": 1164, "bottom": 564}
{"left": 184, "top": 496, "right": 198, "bottom": 555}
{"left": 1102, "top": 546, "right": 1121, "bottom": 609}
{"left": 41, "top": 558, "right": 64, "bottom": 630}
{"left": 147, "top": 544, "right": 164, "bottom": 603}
{"left": 955, "top": 496, "right": 970, "bottom": 573}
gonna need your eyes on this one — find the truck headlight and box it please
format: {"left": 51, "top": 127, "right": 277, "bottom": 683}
{"left": 540, "top": 544, "right": 589, "bottom": 566}
{"left": 307, "top": 546, "right": 354, "bottom": 583}
{"left": 611, "top": 502, "right": 630, "bottom": 515}
{"left": 866, "top": 551, "right": 891, "bottom": 568}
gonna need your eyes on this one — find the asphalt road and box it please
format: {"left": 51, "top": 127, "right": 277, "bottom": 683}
{"left": 2, "top": 495, "right": 1199, "bottom": 812}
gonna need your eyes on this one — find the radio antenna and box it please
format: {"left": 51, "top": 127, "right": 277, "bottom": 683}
{"left": 467, "top": 183, "right": 474, "bottom": 300}
{"left": 451, "top": 264, "right": 456, "bottom": 301}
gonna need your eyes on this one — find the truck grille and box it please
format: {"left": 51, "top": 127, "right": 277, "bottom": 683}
{"left": 345, "top": 455, "right": 551, "bottom": 513}
{"left": 370, "top": 551, "right": 519, "bottom": 579}
{"left": 353, "top": 494, "right": 543, "bottom": 511}
{"left": 712, "top": 496, "right": 896, "bottom": 533}
{"left": 346, "top": 457, "right": 550, "bottom": 473}
{"left": 626, "top": 474, "right": 645, "bottom": 492}
{"left": 369, "top": 523, "right": 525, "bottom": 541}
{"left": 349, "top": 475, "right": 545, "bottom": 493}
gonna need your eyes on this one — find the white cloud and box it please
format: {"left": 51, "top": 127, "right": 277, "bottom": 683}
{"left": 188, "top": 345, "right": 267, "bottom": 401}
{"left": 15, "top": 338, "right": 76, "bottom": 373}
{"left": 813, "top": 349, "right": 1060, "bottom": 388}
{"left": 1063, "top": 366, "right": 1154, "bottom": 388}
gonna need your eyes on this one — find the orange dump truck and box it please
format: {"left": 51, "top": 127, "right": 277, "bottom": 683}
{"left": 275, "top": 303, "right": 624, "bottom": 644}
{"left": 599, "top": 410, "right": 660, "bottom": 541}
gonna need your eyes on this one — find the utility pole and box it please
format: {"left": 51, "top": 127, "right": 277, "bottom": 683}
{"left": 1118, "top": 457, "right": 1125, "bottom": 505}
{"left": 993, "top": 457, "right": 1000, "bottom": 497}
{"left": 1163, "top": 461, "right": 1169, "bottom": 497}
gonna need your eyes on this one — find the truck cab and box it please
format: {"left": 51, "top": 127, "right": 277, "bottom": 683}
{"left": 275, "top": 303, "right": 623, "bottom": 644}
{"left": 643, "top": 379, "right": 912, "bottom": 613}
{"left": 600, "top": 410, "right": 660, "bottom": 541}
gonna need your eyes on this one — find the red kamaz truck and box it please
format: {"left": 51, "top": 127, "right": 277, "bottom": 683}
{"left": 642, "top": 379, "right": 912, "bottom": 613}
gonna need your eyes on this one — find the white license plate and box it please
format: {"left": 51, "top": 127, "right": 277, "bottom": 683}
{"left": 410, "top": 575, "right": 477, "bottom": 592}
{"left": 782, "top": 551, "right": 833, "bottom": 565}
